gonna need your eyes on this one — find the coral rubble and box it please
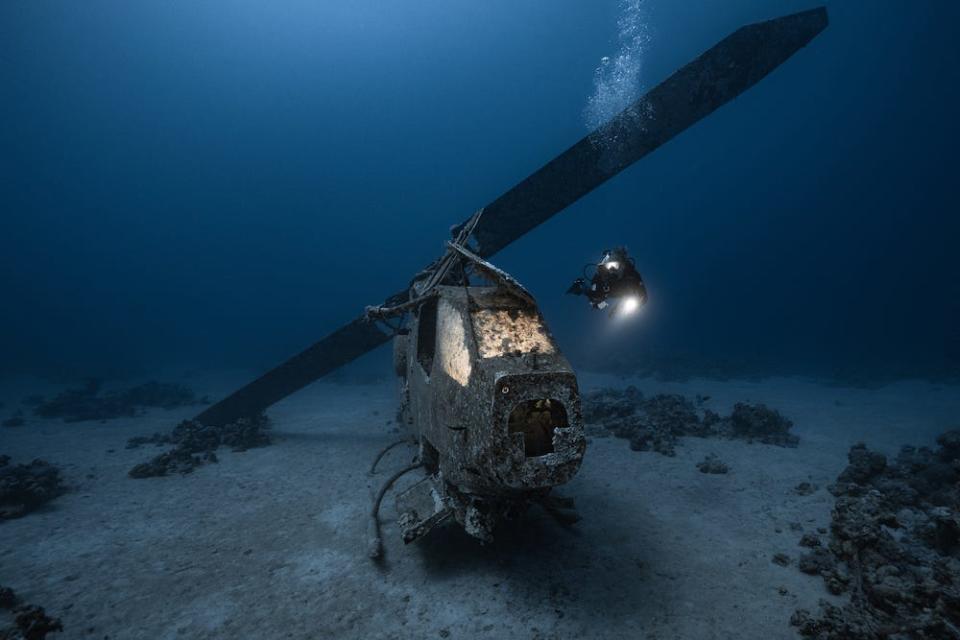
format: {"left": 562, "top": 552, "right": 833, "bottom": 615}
{"left": 0, "top": 585, "right": 62, "bottom": 640}
{"left": 728, "top": 402, "right": 798, "bottom": 447}
{"left": 0, "top": 457, "right": 64, "bottom": 520}
{"left": 1, "top": 412, "right": 25, "bottom": 428}
{"left": 794, "top": 481, "right": 819, "bottom": 496}
{"left": 582, "top": 387, "right": 797, "bottom": 456}
{"left": 33, "top": 380, "right": 200, "bottom": 423}
{"left": 791, "top": 431, "right": 960, "bottom": 639}
{"left": 127, "top": 413, "right": 271, "bottom": 478}
{"left": 697, "top": 453, "right": 730, "bottom": 474}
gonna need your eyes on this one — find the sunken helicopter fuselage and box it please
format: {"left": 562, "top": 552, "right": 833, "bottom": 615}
{"left": 393, "top": 283, "right": 585, "bottom": 542}
{"left": 181, "top": 7, "right": 830, "bottom": 554}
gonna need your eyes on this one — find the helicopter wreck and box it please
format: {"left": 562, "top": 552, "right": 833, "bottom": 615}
{"left": 139, "top": 7, "right": 829, "bottom": 549}
{"left": 368, "top": 221, "right": 587, "bottom": 547}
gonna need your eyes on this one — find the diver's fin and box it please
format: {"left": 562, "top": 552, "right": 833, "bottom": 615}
{"left": 192, "top": 8, "right": 828, "bottom": 426}
{"left": 566, "top": 278, "right": 586, "bottom": 296}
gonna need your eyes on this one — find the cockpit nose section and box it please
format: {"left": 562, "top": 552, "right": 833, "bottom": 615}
{"left": 493, "top": 372, "right": 585, "bottom": 490}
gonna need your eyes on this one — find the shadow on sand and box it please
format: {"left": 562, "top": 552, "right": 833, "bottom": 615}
{"left": 387, "top": 489, "right": 665, "bottom": 627}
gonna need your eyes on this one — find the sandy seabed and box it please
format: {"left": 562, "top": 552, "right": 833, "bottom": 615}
{"left": 2, "top": 371, "right": 959, "bottom": 640}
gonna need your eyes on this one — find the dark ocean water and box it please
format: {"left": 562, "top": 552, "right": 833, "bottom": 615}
{"left": 1, "top": 0, "right": 957, "bottom": 383}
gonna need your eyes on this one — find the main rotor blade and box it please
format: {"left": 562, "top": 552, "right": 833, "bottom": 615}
{"left": 194, "top": 7, "right": 827, "bottom": 426}
{"left": 194, "top": 316, "right": 392, "bottom": 425}
{"left": 469, "top": 7, "right": 828, "bottom": 257}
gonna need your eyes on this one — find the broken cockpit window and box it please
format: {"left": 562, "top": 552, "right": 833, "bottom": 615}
{"left": 416, "top": 298, "right": 439, "bottom": 374}
{"left": 508, "top": 399, "right": 568, "bottom": 457}
{"left": 471, "top": 308, "right": 556, "bottom": 358}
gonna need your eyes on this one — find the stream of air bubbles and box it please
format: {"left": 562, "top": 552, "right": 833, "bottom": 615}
{"left": 584, "top": 0, "right": 652, "bottom": 133}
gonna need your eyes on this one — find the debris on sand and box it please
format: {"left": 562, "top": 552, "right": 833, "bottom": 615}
{"left": 0, "top": 457, "right": 65, "bottom": 520}
{"left": 0, "top": 584, "right": 63, "bottom": 639}
{"left": 32, "top": 380, "right": 131, "bottom": 422}
{"left": 0, "top": 588, "right": 16, "bottom": 610}
{"left": 33, "top": 379, "right": 200, "bottom": 423}
{"left": 772, "top": 553, "right": 792, "bottom": 567}
{"left": 697, "top": 453, "right": 729, "bottom": 474}
{"left": 798, "top": 533, "right": 822, "bottom": 548}
{"left": 2, "top": 412, "right": 25, "bottom": 428}
{"left": 791, "top": 430, "right": 960, "bottom": 639}
{"left": 127, "top": 414, "right": 271, "bottom": 478}
{"left": 793, "top": 481, "right": 819, "bottom": 496}
{"left": 583, "top": 387, "right": 798, "bottom": 456}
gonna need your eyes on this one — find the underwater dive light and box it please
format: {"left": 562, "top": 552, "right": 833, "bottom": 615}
{"left": 621, "top": 296, "right": 641, "bottom": 315}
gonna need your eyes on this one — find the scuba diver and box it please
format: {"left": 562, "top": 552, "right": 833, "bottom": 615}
{"left": 567, "top": 247, "right": 647, "bottom": 316}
